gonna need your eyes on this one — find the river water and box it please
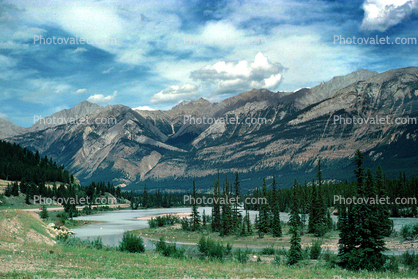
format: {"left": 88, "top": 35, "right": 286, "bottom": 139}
{"left": 72, "top": 207, "right": 418, "bottom": 253}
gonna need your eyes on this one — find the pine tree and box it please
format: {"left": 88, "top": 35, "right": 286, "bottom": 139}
{"left": 375, "top": 165, "right": 392, "bottom": 236}
{"left": 40, "top": 205, "right": 48, "bottom": 220}
{"left": 258, "top": 178, "right": 270, "bottom": 235}
{"left": 338, "top": 150, "right": 388, "bottom": 271}
{"left": 287, "top": 183, "right": 302, "bottom": 265}
{"left": 142, "top": 185, "right": 149, "bottom": 208}
{"left": 220, "top": 176, "right": 233, "bottom": 236}
{"left": 308, "top": 180, "right": 317, "bottom": 233}
{"left": 271, "top": 175, "right": 282, "bottom": 237}
{"left": 191, "top": 178, "right": 200, "bottom": 231}
{"left": 211, "top": 172, "right": 221, "bottom": 232}
{"left": 245, "top": 211, "right": 251, "bottom": 234}
{"left": 232, "top": 172, "right": 241, "bottom": 229}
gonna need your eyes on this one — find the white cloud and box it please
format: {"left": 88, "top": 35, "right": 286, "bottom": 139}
{"left": 20, "top": 79, "right": 72, "bottom": 103}
{"left": 191, "top": 53, "right": 285, "bottom": 94}
{"left": 73, "top": 88, "right": 87, "bottom": 94}
{"left": 72, "top": 47, "right": 87, "bottom": 53}
{"left": 87, "top": 91, "right": 117, "bottom": 104}
{"left": 361, "top": 0, "right": 418, "bottom": 31}
{"left": 102, "top": 67, "right": 114, "bottom": 74}
{"left": 133, "top": 106, "right": 155, "bottom": 111}
{"left": 150, "top": 84, "right": 200, "bottom": 104}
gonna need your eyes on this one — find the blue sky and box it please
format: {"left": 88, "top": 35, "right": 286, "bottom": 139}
{"left": 1, "top": 0, "right": 418, "bottom": 127}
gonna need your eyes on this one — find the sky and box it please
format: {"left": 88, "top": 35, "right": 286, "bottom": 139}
{"left": 1, "top": 0, "right": 418, "bottom": 127}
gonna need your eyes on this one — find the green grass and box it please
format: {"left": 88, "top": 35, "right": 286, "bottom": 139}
{"left": 135, "top": 224, "right": 340, "bottom": 249}
{"left": 1, "top": 242, "right": 417, "bottom": 278}
{"left": 1, "top": 210, "right": 417, "bottom": 279}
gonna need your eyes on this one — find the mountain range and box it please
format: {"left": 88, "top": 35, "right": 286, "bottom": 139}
{"left": 3, "top": 67, "right": 418, "bottom": 191}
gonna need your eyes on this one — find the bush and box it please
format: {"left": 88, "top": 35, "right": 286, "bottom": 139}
{"left": 384, "top": 256, "right": 399, "bottom": 272}
{"left": 309, "top": 239, "right": 322, "bottom": 259}
{"left": 149, "top": 214, "right": 180, "bottom": 228}
{"left": 322, "top": 249, "right": 337, "bottom": 268}
{"left": 261, "top": 246, "right": 275, "bottom": 255}
{"left": 56, "top": 212, "right": 68, "bottom": 223}
{"left": 234, "top": 248, "right": 251, "bottom": 264}
{"left": 274, "top": 255, "right": 281, "bottom": 266}
{"left": 402, "top": 251, "right": 418, "bottom": 270}
{"left": 58, "top": 237, "right": 104, "bottom": 250}
{"left": 119, "top": 232, "right": 145, "bottom": 253}
{"left": 155, "top": 238, "right": 185, "bottom": 259}
{"left": 400, "top": 223, "right": 418, "bottom": 240}
{"left": 180, "top": 217, "right": 190, "bottom": 231}
{"left": 40, "top": 205, "right": 49, "bottom": 220}
{"left": 197, "top": 236, "right": 232, "bottom": 260}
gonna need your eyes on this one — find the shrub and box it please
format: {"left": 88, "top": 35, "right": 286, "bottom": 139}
{"left": 384, "top": 256, "right": 399, "bottom": 272}
{"left": 58, "top": 236, "right": 104, "bottom": 250}
{"left": 197, "top": 236, "right": 231, "bottom": 260}
{"left": 40, "top": 205, "right": 49, "bottom": 220}
{"left": 234, "top": 248, "right": 250, "bottom": 264}
{"left": 149, "top": 214, "right": 180, "bottom": 229}
{"left": 322, "top": 249, "right": 337, "bottom": 268}
{"left": 56, "top": 212, "right": 68, "bottom": 224}
{"left": 155, "top": 238, "right": 185, "bottom": 259}
{"left": 400, "top": 223, "right": 418, "bottom": 240}
{"left": 180, "top": 217, "right": 190, "bottom": 231}
{"left": 261, "top": 246, "right": 275, "bottom": 255}
{"left": 274, "top": 255, "right": 281, "bottom": 266}
{"left": 309, "top": 239, "right": 322, "bottom": 259}
{"left": 402, "top": 251, "right": 418, "bottom": 270}
{"left": 119, "top": 232, "right": 145, "bottom": 253}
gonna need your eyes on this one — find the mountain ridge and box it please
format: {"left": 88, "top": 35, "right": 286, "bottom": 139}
{"left": 4, "top": 67, "right": 418, "bottom": 190}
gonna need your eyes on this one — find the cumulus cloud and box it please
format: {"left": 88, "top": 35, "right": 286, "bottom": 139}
{"left": 87, "top": 91, "right": 117, "bottom": 104}
{"left": 190, "top": 53, "right": 285, "bottom": 95}
{"left": 73, "top": 88, "right": 87, "bottom": 94}
{"left": 133, "top": 106, "right": 155, "bottom": 111}
{"left": 150, "top": 84, "right": 200, "bottom": 104}
{"left": 361, "top": 0, "right": 418, "bottom": 31}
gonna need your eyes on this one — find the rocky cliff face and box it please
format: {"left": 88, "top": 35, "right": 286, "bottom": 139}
{"left": 0, "top": 118, "right": 26, "bottom": 139}
{"left": 5, "top": 67, "right": 418, "bottom": 189}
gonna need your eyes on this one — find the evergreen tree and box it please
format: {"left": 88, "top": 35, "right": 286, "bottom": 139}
{"left": 258, "top": 178, "right": 270, "bottom": 235}
{"left": 375, "top": 165, "right": 392, "bottom": 236}
{"left": 142, "top": 185, "right": 149, "bottom": 208}
{"left": 232, "top": 172, "right": 241, "bottom": 229}
{"left": 246, "top": 210, "right": 252, "bottom": 234}
{"left": 191, "top": 178, "right": 200, "bottom": 231}
{"left": 338, "top": 150, "right": 388, "bottom": 271}
{"left": 271, "top": 175, "right": 282, "bottom": 237}
{"left": 40, "top": 205, "right": 49, "bottom": 220}
{"left": 220, "top": 176, "right": 233, "bottom": 236}
{"left": 211, "top": 172, "right": 221, "bottom": 232}
{"left": 287, "top": 183, "right": 302, "bottom": 265}
{"left": 308, "top": 180, "right": 317, "bottom": 233}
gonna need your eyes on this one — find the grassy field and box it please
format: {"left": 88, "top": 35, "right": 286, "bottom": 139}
{"left": 136, "top": 223, "right": 341, "bottom": 249}
{"left": 1, "top": 209, "right": 417, "bottom": 278}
